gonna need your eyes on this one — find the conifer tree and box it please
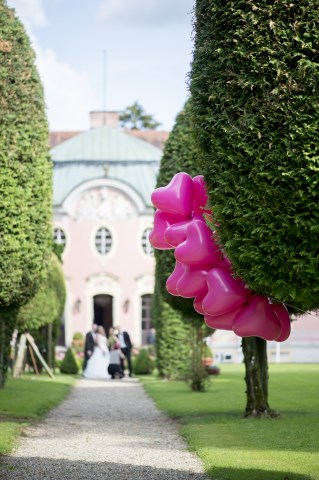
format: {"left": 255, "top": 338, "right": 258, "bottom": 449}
{"left": 0, "top": 0, "right": 52, "bottom": 386}
{"left": 190, "top": 0, "right": 319, "bottom": 415}
{"left": 153, "top": 101, "right": 209, "bottom": 389}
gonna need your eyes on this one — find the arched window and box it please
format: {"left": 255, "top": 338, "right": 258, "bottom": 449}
{"left": 141, "top": 228, "right": 153, "bottom": 256}
{"left": 95, "top": 227, "right": 112, "bottom": 255}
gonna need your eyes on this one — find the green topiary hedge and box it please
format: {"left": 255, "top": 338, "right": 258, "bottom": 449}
{"left": 152, "top": 280, "right": 191, "bottom": 380}
{"left": 152, "top": 103, "right": 211, "bottom": 385}
{"left": 190, "top": 0, "right": 319, "bottom": 312}
{"left": 155, "top": 100, "right": 204, "bottom": 317}
{"left": 133, "top": 348, "right": 155, "bottom": 375}
{"left": 60, "top": 348, "right": 80, "bottom": 375}
{"left": 0, "top": 1, "right": 52, "bottom": 386}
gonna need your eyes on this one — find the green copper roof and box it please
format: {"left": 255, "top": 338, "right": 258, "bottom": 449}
{"left": 51, "top": 124, "right": 162, "bottom": 162}
{"left": 52, "top": 126, "right": 161, "bottom": 209}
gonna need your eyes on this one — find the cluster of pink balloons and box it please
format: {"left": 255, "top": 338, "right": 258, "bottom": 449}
{"left": 149, "top": 172, "right": 291, "bottom": 342}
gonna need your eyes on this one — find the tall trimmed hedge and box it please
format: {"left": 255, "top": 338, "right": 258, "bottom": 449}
{"left": 190, "top": 1, "right": 319, "bottom": 311}
{"left": 0, "top": 1, "right": 52, "bottom": 386}
{"left": 155, "top": 100, "right": 203, "bottom": 316}
{"left": 153, "top": 101, "right": 209, "bottom": 384}
{"left": 152, "top": 278, "right": 191, "bottom": 379}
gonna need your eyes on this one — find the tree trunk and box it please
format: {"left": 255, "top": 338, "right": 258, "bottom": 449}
{"left": 242, "top": 336, "right": 279, "bottom": 418}
{"left": 48, "top": 322, "right": 52, "bottom": 369}
{"left": 0, "top": 320, "right": 5, "bottom": 388}
{"left": 189, "top": 323, "right": 208, "bottom": 392}
{"left": 13, "top": 333, "right": 27, "bottom": 378}
{"left": 0, "top": 308, "right": 18, "bottom": 388}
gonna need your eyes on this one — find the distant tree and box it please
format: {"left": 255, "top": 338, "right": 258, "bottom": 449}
{"left": 18, "top": 254, "right": 66, "bottom": 369}
{"left": 0, "top": 1, "right": 52, "bottom": 387}
{"left": 17, "top": 254, "right": 66, "bottom": 333}
{"left": 190, "top": 0, "right": 319, "bottom": 415}
{"left": 120, "top": 101, "right": 161, "bottom": 130}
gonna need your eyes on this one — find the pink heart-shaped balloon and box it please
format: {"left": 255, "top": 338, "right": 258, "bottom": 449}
{"left": 166, "top": 261, "right": 186, "bottom": 296}
{"left": 193, "top": 291, "right": 207, "bottom": 315}
{"left": 205, "top": 307, "right": 242, "bottom": 331}
{"left": 151, "top": 172, "right": 193, "bottom": 217}
{"left": 175, "top": 219, "right": 221, "bottom": 266}
{"left": 233, "top": 296, "right": 282, "bottom": 341}
{"left": 272, "top": 303, "right": 291, "bottom": 342}
{"left": 176, "top": 264, "right": 209, "bottom": 298}
{"left": 164, "top": 220, "right": 191, "bottom": 248}
{"left": 193, "top": 175, "right": 209, "bottom": 213}
{"left": 149, "top": 210, "right": 184, "bottom": 250}
{"left": 202, "top": 268, "right": 248, "bottom": 317}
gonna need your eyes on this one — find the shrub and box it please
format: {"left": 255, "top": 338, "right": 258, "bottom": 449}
{"left": 72, "top": 332, "right": 84, "bottom": 341}
{"left": 153, "top": 100, "right": 212, "bottom": 389}
{"left": 133, "top": 348, "right": 155, "bottom": 375}
{"left": 72, "top": 332, "right": 84, "bottom": 354}
{"left": 60, "top": 348, "right": 79, "bottom": 375}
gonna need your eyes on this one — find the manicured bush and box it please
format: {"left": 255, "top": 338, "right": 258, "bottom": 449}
{"left": 73, "top": 332, "right": 84, "bottom": 341}
{"left": 0, "top": 0, "right": 52, "bottom": 386}
{"left": 60, "top": 348, "right": 80, "bottom": 375}
{"left": 190, "top": 0, "right": 319, "bottom": 312}
{"left": 133, "top": 348, "right": 155, "bottom": 375}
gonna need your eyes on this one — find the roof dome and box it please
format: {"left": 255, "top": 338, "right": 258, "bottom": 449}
{"left": 51, "top": 124, "right": 162, "bottom": 162}
{"left": 52, "top": 125, "right": 161, "bottom": 209}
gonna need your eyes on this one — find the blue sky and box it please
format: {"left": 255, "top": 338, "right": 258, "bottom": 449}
{"left": 7, "top": 0, "right": 195, "bottom": 131}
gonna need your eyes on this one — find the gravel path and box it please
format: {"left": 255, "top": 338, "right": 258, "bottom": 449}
{"left": 0, "top": 378, "right": 210, "bottom": 479}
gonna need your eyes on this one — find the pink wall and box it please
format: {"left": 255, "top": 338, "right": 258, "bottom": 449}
{"left": 55, "top": 183, "right": 155, "bottom": 346}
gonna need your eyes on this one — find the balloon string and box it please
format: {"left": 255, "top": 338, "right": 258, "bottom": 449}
{"left": 269, "top": 297, "right": 319, "bottom": 319}
{"left": 285, "top": 304, "right": 319, "bottom": 319}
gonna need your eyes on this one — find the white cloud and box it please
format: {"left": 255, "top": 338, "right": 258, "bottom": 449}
{"left": 7, "top": 0, "right": 97, "bottom": 131}
{"left": 7, "top": 0, "right": 47, "bottom": 34}
{"left": 97, "top": 0, "right": 193, "bottom": 27}
{"left": 36, "top": 47, "right": 96, "bottom": 131}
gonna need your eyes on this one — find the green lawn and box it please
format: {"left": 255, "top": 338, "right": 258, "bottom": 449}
{"left": 0, "top": 373, "right": 75, "bottom": 456}
{"left": 141, "top": 364, "right": 319, "bottom": 480}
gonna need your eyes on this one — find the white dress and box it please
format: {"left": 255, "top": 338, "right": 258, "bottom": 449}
{"left": 83, "top": 334, "right": 110, "bottom": 379}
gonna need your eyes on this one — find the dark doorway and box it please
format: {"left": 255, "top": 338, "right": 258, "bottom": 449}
{"left": 93, "top": 294, "right": 113, "bottom": 336}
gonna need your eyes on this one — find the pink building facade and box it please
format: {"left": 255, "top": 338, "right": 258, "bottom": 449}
{"left": 52, "top": 122, "right": 162, "bottom": 346}
{"left": 208, "top": 313, "right": 319, "bottom": 363}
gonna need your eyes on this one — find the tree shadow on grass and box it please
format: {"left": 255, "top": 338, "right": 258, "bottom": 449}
{"left": 0, "top": 456, "right": 209, "bottom": 480}
{"left": 207, "top": 466, "right": 313, "bottom": 480}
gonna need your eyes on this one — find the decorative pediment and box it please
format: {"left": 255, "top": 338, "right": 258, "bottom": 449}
{"left": 74, "top": 186, "right": 138, "bottom": 221}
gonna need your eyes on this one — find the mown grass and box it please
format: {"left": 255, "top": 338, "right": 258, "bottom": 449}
{"left": 0, "top": 373, "right": 75, "bottom": 456}
{"left": 141, "top": 364, "right": 319, "bottom": 480}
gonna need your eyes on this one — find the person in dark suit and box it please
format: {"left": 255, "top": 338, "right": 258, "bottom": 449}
{"left": 83, "top": 323, "right": 98, "bottom": 371}
{"left": 115, "top": 325, "right": 133, "bottom": 377}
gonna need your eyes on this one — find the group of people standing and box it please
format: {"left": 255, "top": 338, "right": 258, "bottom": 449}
{"left": 83, "top": 324, "right": 132, "bottom": 380}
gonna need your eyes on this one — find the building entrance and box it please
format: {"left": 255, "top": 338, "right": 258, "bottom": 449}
{"left": 93, "top": 294, "right": 113, "bottom": 336}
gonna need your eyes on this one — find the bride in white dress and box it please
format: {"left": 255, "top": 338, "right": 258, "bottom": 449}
{"left": 83, "top": 326, "right": 110, "bottom": 379}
